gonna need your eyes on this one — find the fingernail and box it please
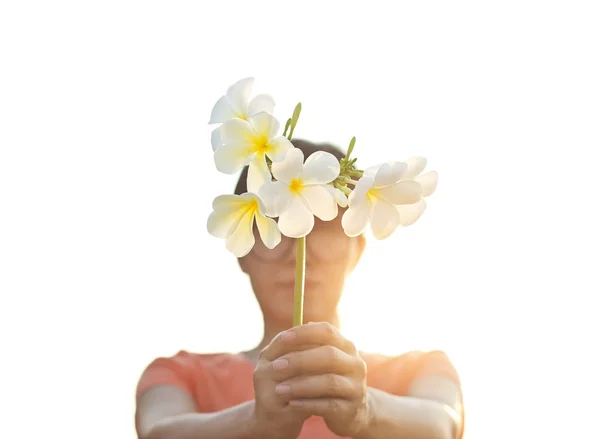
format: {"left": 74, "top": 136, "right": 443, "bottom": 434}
{"left": 275, "top": 384, "right": 291, "bottom": 395}
{"left": 282, "top": 331, "right": 296, "bottom": 342}
{"left": 273, "top": 358, "right": 289, "bottom": 370}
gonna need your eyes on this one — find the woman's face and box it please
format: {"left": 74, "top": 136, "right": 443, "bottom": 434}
{"left": 239, "top": 212, "right": 365, "bottom": 324}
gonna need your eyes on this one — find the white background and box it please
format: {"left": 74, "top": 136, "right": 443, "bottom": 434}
{"left": 1, "top": 1, "right": 599, "bottom": 438}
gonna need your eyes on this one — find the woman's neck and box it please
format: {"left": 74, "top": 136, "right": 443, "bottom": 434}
{"left": 242, "top": 312, "right": 340, "bottom": 365}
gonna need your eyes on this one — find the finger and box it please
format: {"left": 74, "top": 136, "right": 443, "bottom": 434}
{"left": 275, "top": 374, "right": 360, "bottom": 400}
{"left": 258, "top": 328, "right": 319, "bottom": 362}
{"left": 259, "top": 336, "right": 321, "bottom": 363}
{"left": 260, "top": 323, "right": 356, "bottom": 362}
{"left": 272, "top": 345, "right": 363, "bottom": 381}
{"left": 288, "top": 322, "right": 357, "bottom": 355}
{"left": 289, "top": 398, "right": 354, "bottom": 417}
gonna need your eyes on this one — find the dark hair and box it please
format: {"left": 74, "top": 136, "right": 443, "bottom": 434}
{"left": 234, "top": 139, "right": 346, "bottom": 195}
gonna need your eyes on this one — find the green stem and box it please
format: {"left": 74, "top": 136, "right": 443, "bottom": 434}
{"left": 339, "top": 185, "right": 352, "bottom": 195}
{"left": 284, "top": 102, "right": 305, "bottom": 327}
{"left": 342, "top": 176, "right": 360, "bottom": 185}
{"left": 293, "top": 236, "right": 306, "bottom": 326}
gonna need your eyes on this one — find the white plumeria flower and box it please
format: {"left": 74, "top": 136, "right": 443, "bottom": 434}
{"left": 214, "top": 112, "right": 293, "bottom": 193}
{"left": 341, "top": 161, "right": 422, "bottom": 239}
{"left": 395, "top": 157, "right": 438, "bottom": 226}
{"left": 328, "top": 186, "right": 348, "bottom": 208}
{"left": 208, "top": 77, "right": 276, "bottom": 151}
{"left": 259, "top": 148, "right": 341, "bottom": 238}
{"left": 207, "top": 193, "right": 281, "bottom": 257}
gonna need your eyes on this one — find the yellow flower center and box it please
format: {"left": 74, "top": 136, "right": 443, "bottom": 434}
{"left": 289, "top": 178, "right": 304, "bottom": 194}
{"left": 367, "top": 188, "right": 380, "bottom": 201}
{"left": 245, "top": 199, "right": 259, "bottom": 214}
{"left": 252, "top": 135, "right": 270, "bottom": 155}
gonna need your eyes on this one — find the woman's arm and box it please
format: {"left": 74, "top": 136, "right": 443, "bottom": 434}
{"left": 355, "top": 349, "right": 464, "bottom": 439}
{"left": 355, "top": 378, "right": 462, "bottom": 439}
{"left": 136, "top": 385, "right": 258, "bottom": 439}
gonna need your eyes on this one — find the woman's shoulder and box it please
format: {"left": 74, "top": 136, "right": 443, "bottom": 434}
{"left": 144, "top": 349, "right": 249, "bottom": 371}
{"left": 362, "top": 349, "right": 455, "bottom": 366}
{"left": 361, "top": 349, "right": 460, "bottom": 393}
{"left": 136, "top": 350, "right": 251, "bottom": 396}
{"left": 361, "top": 349, "right": 433, "bottom": 367}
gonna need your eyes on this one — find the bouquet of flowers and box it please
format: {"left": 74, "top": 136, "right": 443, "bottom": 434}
{"left": 207, "top": 78, "right": 438, "bottom": 326}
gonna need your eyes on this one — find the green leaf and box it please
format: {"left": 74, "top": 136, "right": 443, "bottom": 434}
{"left": 283, "top": 118, "right": 291, "bottom": 137}
{"left": 287, "top": 102, "right": 302, "bottom": 140}
{"left": 346, "top": 136, "right": 356, "bottom": 158}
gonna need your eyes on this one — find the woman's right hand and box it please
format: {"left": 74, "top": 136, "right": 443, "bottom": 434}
{"left": 250, "top": 330, "right": 311, "bottom": 439}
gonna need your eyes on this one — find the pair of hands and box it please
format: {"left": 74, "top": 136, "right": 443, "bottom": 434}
{"left": 250, "top": 322, "right": 371, "bottom": 439}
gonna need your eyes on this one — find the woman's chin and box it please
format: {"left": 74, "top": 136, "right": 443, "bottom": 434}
{"left": 261, "top": 282, "right": 341, "bottom": 324}
{"left": 302, "top": 300, "right": 337, "bottom": 323}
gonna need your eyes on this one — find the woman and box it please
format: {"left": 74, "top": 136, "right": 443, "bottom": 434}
{"left": 135, "top": 140, "right": 464, "bottom": 439}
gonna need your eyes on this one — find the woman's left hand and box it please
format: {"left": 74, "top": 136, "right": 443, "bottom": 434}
{"left": 259, "top": 322, "right": 372, "bottom": 437}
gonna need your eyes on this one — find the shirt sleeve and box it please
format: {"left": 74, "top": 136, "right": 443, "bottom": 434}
{"left": 411, "top": 350, "right": 461, "bottom": 384}
{"left": 135, "top": 350, "right": 196, "bottom": 400}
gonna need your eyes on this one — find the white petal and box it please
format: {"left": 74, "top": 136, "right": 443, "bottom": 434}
{"left": 208, "top": 211, "right": 232, "bottom": 239}
{"left": 255, "top": 214, "right": 281, "bottom": 249}
{"left": 258, "top": 181, "right": 293, "bottom": 217}
{"left": 300, "top": 151, "right": 341, "bottom": 184}
{"left": 341, "top": 203, "right": 370, "bottom": 237}
{"left": 373, "top": 163, "right": 394, "bottom": 187}
{"left": 373, "top": 161, "right": 407, "bottom": 187}
{"left": 208, "top": 95, "right": 235, "bottom": 124}
{"left": 226, "top": 77, "right": 253, "bottom": 118}
{"left": 326, "top": 186, "right": 348, "bottom": 208}
{"left": 214, "top": 144, "right": 251, "bottom": 174}
{"left": 207, "top": 195, "right": 247, "bottom": 238}
{"left": 376, "top": 180, "right": 422, "bottom": 205}
{"left": 415, "top": 171, "right": 438, "bottom": 197}
{"left": 365, "top": 161, "right": 405, "bottom": 179}
{"left": 248, "top": 94, "right": 276, "bottom": 117}
{"left": 278, "top": 197, "right": 315, "bottom": 238}
{"left": 335, "top": 189, "right": 348, "bottom": 208}
{"left": 226, "top": 210, "right": 256, "bottom": 257}
{"left": 238, "top": 192, "right": 259, "bottom": 203}
{"left": 211, "top": 126, "right": 223, "bottom": 151}
{"left": 247, "top": 153, "right": 271, "bottom": 194}
{"left": 220, "top": 118, "right": 255, "bottom": 147}
{"left": 348, "top": 177, "right": 373, "bottom": 207}
{"left": 254, "top": 194, "right": 268, "bottom": 216}
{"left": 363, "top": 163, "right": 380, "bottom": 179}
{"left": 266, "top": 136, "right": 294, "bottom": 161}
{"left": 370, "top": 200, "right": 400, "bottom": 240}
{"left": 271, "top": 148, "right": 304, "bottom": 183}
{"left": 212, "top": 194, "right": 246, "bottom": 212}
{"left": 248, "top": 112, "right": 280, "bottom": 139}
{"left": 398, "top": 199, "right": 427, "bottom": 226}
{"left": 207, "top": 210, "right": 242, "bottom": 238}
{"left": 404, "top": 156, "right": 427, "bottom": 179}
{"left": 301, "top": 185, "right": 338, "bottom": 221}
